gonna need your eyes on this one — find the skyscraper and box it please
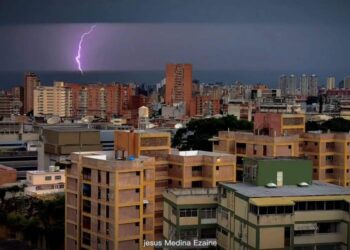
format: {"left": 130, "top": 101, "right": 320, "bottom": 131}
{"left": 300, "top": 74, "right": 308, "bottom": 96}
{"left": 344, "top": 76, "right": 350, "bottom": 89}
{"left": 287, "top": 74, "right": 297, "bottom": 96}
{"left": 326, "top": 76, "right": 336, "bottom": 90}
{"left": 308, "top": 74, "right": 318, "bottom": 96}
{"left": 24, "top": 72, "right": 40, "bottom": 114}
{"left": 165, "top": 64, "right": 193, "bottom": 115}
{"left": 279, "top": 74, "right": 287, "bottom": 96}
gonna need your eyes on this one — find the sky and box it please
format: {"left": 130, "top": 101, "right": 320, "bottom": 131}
{"left": 0, "top": 0, "right": 349, "bottom": 84}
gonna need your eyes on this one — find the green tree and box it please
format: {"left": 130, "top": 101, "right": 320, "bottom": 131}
{"left": 173, "top": 115, "right": 253, "bottom": 151}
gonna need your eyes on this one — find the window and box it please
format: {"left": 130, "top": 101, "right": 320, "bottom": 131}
{"left": 82, "top": 184, "right": 91, "bottom": 197}
{"left": 201, "top": 228, "right": 216, "bottom": 239}
{"left": 98, "top": 187, "right": 101, "bottom": 199}
{"left": 106, "top": 205, "right": 109, "bottom": 218}
{"left": 221, "top": 188, "right": 227, "bottom": 198}
{"left": 318, "top": 222, "right": 338, "bottom": 233}
{"left": 106, "top": 188, "right": 110, "bottom": 201}
{"left": 45, "top": 176, "right": 52, "bottom": 181}
{"left": 200, "top": 208, "right": 216, "bottom": 218}
{"left": 106, "top": 172, "right": 110, "bottom": 185}
{"left": 82, "top": 168, "right": 91, "bottom": 181}
{"left": 106, "top": 223, "right": 110, "bottom": 235}
{"left": 249, "top": 204, "right": 258, "bottom": 215}
{"left": 326, "top": 169, "right": 334, "bottom": 174}
{"left": 83, "top": 200, "right": 91, "bottom": 213}
{"left": 54, "top": 175, "right": 61, "bottom": 180}
{"left": 82, "top": 232, "right": 91, "bottom": 246}
{"left": 97, "top": 220, "right": 101, "bottom": 232}
{"left": 180, "top": 229, "right": 197, "bottom": 240}
{"left": 192, "top": 181, "right": 203, "bottom": 188}
{"left": 98, "top": 204, "right": 101, "bottom": 216}
{"left": 180, "top": 209, "right": 197, "bottom": 217}
{"left": 82, "top": 216, "right": 91, "bottom": 230}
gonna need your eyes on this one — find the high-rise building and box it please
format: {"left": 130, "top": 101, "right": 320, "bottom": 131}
{"left": 65, "top": 83, "right": 134, "bottom": 120}
{"left": 327, "top": 76, "right": 336, "bottom": 90}
{"left": 24, "top": 72, "right": 40, "bottom": 114}
{"left": 33, "top": 82, "right": 72, "bottom": 118}
{"left": 308, "top": 74, "right": 318, "bottom": 96}
{"left": 279, "top": 74, "right": 297, "bottom": 96}
{"left": 344, "top": 76, "right": 350, "bottom": 89}
{"left": 11, "top": 86, "right": 24, "bottom": 114}
{"left": 165, "top": 64, "right": 193, "bottom": 116}
{"left": 66, "top": 151, "right": 156, "bottom": 250}
{"left": 115, "top": 130, "right": 171, "bottom": 239}
{"left": 300, "top": 74, "right": 308, "bottom": 96}
{"left": 279, "top": 74, "right": 287, "bottom": 96}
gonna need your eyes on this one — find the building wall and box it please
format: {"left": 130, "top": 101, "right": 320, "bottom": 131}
{"left": 66, "top": 152, "right": 155, "bottom": 250}
{"left": 165, "top": 64, "right": 193, "bottom": 116}
{"left": 218, "top": 184, "right": 350, "bottom": 250}
{"left": 27, "top": 170, "right": 65, "bottom": 186}
{"left": 0, "top": 165, "right": 17, "bottom": 185}
{"left": 24, "top": 72, "right": 40, "bottom": 114}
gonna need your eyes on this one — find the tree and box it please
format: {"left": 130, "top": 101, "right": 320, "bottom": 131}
{"left": 306, "top": 117, "right": 350, "bottom": 133}
{"left": 173, "top": 115, "right": 253, "bottom": 151}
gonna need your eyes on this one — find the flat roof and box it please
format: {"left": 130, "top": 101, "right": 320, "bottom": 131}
{"left": 221, "top": 181, "right": 350, "bottom": 198}
{"left": 44, "top": 127, "right": 98, "bottom": 132}
{"left": 173, "top": 150, "right": 233, "bottom": 157}
{"left": 165, "top": 188, "right": 218, "bottom": 197}
{"left": 0, "top": 165, "right": 16, "bottom": 171}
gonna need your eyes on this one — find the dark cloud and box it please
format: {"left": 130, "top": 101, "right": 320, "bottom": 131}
{"left": 0, "top": 0, "right": 349, "bottom": 25}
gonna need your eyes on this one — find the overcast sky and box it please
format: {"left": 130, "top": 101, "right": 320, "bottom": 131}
{"left": 0, "top": 0, "right": 349, "bottom": 80}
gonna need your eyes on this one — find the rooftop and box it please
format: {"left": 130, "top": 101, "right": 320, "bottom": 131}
{"left": 173, "top": 150, "right": 233, "bottom": 157}
{"left": 0, "top": 164, "right": 16, "bottom": 171}
{"left": 221, "top": 181, "right": 350, "bottom": 198}
{"left": 165, "top": 188, "right": 218, "bottom": 197}
{"left": 43, "top": 127, "right": 98, "bottom": 132}
{"left": 27, "top": 170, "right": 65, "bottom": 175}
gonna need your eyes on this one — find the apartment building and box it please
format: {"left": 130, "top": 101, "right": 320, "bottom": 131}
{"left": 0, "top": 94, "right": 21, "bottom": 117}
{"left": 254, "top": 112, "right": 305, "bottom": 136}
{"left": 163, "top": 188, "right": 218, "bottom": 242}
{"left": 33, "top": 82, "right": 72, "bottom": 118}
{"left": 301, "top": 132, "right": 350, "bottom": 187}
{"left": 115, "top": 130, "right": 237, "bottom": 239}
{"left": 165, "top": 64, "right": 193, "bottom": 116}
{"left": 25, "top": 169, "right": 65, "bottom": 196}
{"left": 212, "top": 131, "right": 300, "bottom": 180}
{"left": 167, "top": 150, "right": 236, "bottom": 188}
{"left": 216, "top": 158, "right": 350, "bottom": 250}
{"left": 114, "top": 130, "right": 171, "bottom": 239}
{"left": 192, "top": 96, "right": 220, "bottom": 117}
{"left": 24, "top": 72, "right": 40, "bottom": 114}
{"left": 227, "top": 101, "right": 253, "bottom": 121}
{"left": 66, "top": 151, "right": 156, "bottom": 250}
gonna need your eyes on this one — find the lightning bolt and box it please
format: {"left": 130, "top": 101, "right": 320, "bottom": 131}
{"left": 75, "top": 25, "right": 96, "bottom": 75}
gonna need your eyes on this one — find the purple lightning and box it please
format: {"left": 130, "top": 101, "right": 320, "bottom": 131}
{"left": 75, "top": 25, "right": 96, "bottom": 74}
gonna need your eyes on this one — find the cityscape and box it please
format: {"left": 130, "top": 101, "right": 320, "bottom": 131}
{"left": 1, "top": 0, "right": 350, "bottom": 250}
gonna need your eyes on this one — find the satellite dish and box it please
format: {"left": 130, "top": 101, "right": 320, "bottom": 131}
{"left": 47, "top": 117, "right": 60, "bottom": 124}
{"left": 81, "top": 116, "right": 94, "bottom": 124}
